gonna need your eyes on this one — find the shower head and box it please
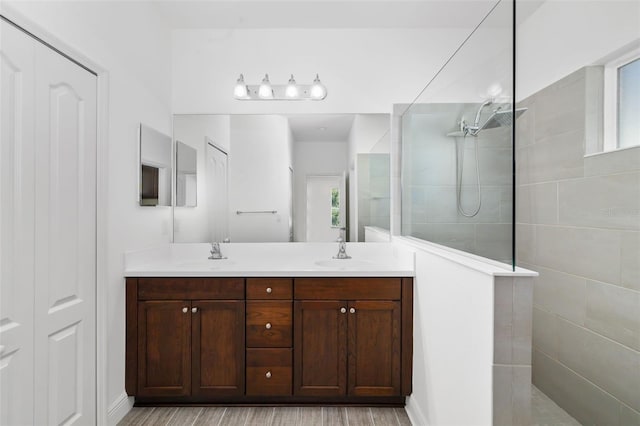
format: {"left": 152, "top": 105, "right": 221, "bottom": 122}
{"left": 447, "top": 104, "right": 528, "bottom": 137}
{"left": 477, "top": 107, "right": 528, "bottom": 131}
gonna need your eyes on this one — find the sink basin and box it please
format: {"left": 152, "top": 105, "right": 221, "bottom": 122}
{"left": 314, "top": 259, "right": 373, "bottom": 269}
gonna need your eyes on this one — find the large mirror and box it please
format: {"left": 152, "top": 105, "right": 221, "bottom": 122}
{"left": 139, "top": 123, "right": 172, "bottom": 207}
{"left": 172, "top": 114, "right": 390, "bottom": 243}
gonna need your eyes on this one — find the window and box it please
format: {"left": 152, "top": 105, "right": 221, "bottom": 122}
{"left": 331, "top": 188, "right": 340, "bottom": 227}
{"left": 604, "top": 48, "right": 640, "bottom": 151}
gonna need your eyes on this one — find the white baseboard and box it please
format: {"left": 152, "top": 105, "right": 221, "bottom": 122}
{"left": 405, "top": 395, "right": 428, "bottom": 426}
{"left": 107, "top": 392, "right": 133, "bottom": 426}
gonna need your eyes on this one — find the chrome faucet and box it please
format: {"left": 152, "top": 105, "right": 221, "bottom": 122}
{"left": 208, "top": 242, "right": 227, "bottom": 260}
{"left": 333, "top": 229, "right": 351, "bottom": 259}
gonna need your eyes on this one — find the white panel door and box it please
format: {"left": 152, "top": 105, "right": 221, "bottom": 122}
{"left": 31, "top": 33, "right": 97, "bottom": 425}
{"left": 207, "top": 141, "right": 228, "bottom": 242}
{"left": 306, "top": 175, "right": 344, "bottom": 242}
{"left": 0, "top": 21, "right": 36, "bottom": 426}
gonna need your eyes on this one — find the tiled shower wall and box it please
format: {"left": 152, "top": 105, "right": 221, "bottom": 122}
{"left": 401, "top": 104, "right": 513, "bottom": 263}
{"left": 516, "top": 67, "right": 640, "bottom": 425}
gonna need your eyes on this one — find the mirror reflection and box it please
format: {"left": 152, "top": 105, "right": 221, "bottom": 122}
{"left": 139, "top": 123, "right": 172, "bottom": 207}
{"left": 172, "top": 114, "right": 390, "bottom": 243}
{"left": 176, "top": 141, "right": 198, "bottom": 207}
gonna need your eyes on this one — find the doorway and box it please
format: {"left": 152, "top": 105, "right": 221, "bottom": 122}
{"left": 305, "top": 175, "right": 346, "bottom": 242}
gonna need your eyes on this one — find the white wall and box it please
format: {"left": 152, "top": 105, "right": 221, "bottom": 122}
{"left": 293, "top": 141, "right": 348, "bottom": 241}
{"left": 517, "top": 0, "right": 640, "bottom": 101}
{"left": 347, "top": 114, "right": 390, "bottom": 241}
{"left": 173, "top": 115, "right": 230, "bottom": 243}
{"left": 228, "top": 115, "right": 292, "bottom": 242}
{"left": 172, "top": 28, "right": 472, "bottom": 115}
{"left": 1, "top": 1, "right": 173, "bottom": 423}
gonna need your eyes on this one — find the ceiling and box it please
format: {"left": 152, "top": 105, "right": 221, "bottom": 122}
{"left": 287, "top": 114, "right": 355, "bottom": 142}
{"left": 155, "top": 1, "right": 545, "bottom": 30}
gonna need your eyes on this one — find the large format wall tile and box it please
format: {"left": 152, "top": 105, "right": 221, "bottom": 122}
{"left": 532, "top": 265, "right": 586, "bottom": 326}
{"left": 518, "top": 129, "right": 585, "bottom": 184}
{"left": 517, "top": 182, "right": 558, "bottom": 225}
{"left": 559, "top": 172, "right": 640, "bottom": 230}
{"left": 621, "top": 231, "right": 640, "bottom": 292}
{"left": 533, "top": 307, "right": 559, "bottom": 358}
{"left": 586, "top": 279, "right": 640, "bottom": 351}
{"left": 533, "top": 350, "right": 621, "bottom": 426}
{"left": 584, "top": 146, "right": 640, "bottom": 177}
{"left": 515, "top": 224, "right": 536, "bottom": 265}
{"left": 557, "top": 319, "right": 640, "bottom": 411}
{"left": 620, "top": 404, "right": 640, "bottom": 426}
{"left": 535, "top": 225, "right": 621, "bottom": 285}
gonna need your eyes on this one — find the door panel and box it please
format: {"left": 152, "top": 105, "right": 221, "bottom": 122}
{"left": 138, "top": 301, "right": 191, "bottom": 397}
{"left": 0, "top": 21, "right": 36, "bottom": 426}
{"left": 32, "top": 39, "right": 97, "bottom": 425}
{"left": 206, "top": 141, "right": 228, "bottom": 242}
{"left": 294, "top": 300, "right": 347, "bottom": 396}
{"left": 192, "top": 300, "right": 244, "bottom": 397}
{"left": 348, "top": 301, "right": 401, "bottom": 396}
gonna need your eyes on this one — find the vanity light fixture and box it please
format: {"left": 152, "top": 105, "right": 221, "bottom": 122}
{"left": 234, "top": 74, "right": 249, "bottom": 99}
{"left": 285, "top": 74, "right": 299, "bottom": 98}
{"left": 258, "top": 74, "right": 274, "bottom": 99}
{"left": 234, "top": 73, "right": 327, "bottom": 100}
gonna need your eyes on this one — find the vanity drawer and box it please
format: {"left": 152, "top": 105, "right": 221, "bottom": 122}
{"left": 294, "top": 277, "right": 401, "bottom": 300}
{"left": 246, "top": 278, "right": 292, "bottom": 300}
{"left": 246, "top": 301, "right": 292, "bottom": 347}
{"left": 137, "top": 277, "right": 244, "bottom": 300}
{"left": 246, "top": 348, "right": 292, "bottom": 396}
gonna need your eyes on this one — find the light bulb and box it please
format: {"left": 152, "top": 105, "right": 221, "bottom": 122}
{"left": 258, "top": 74, "right": 273, "bottom": 99}
{"left": 285, "top": 74, "right": 299, "bottom": 98}
{"left": 310, "top": 74, "right": 327, "bottom": 100}
{"left": 234, "top": 74, "right": 248, "bottom": 98}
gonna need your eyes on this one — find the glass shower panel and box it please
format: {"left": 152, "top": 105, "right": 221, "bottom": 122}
{"left": 400, "top": 1, "right": 515, "bottom": 266}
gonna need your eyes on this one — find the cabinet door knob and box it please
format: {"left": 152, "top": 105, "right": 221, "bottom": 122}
{"left": 266, "top": 287, "right": 273, "bottom": 294}
{"left": 265, "top": 371, "right": 272, "bottom": 379}
{"left": 340, "top": 307, "right": 347, "bottom": 314}
{"left": 191, "top": 307, "right": 198, "bottom": 313}
{"left": 182, "top": 307, "right": 188, "bottom": 313}
{"left": 265, "top": 322, "right": 272, "bottom": 329}
{"left": 349, "top": 307, "right": 356, "bottom": 314}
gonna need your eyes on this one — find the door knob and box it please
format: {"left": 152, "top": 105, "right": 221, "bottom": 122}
{"left": 265, "top": 322, "right": 272, "bottom": 329}
{"left": 191, "top": 307, "right": 198, "bottom": 313}
{"left": 266, "top": 287, "right": 272, "bottom": 294}
{"left": 340, "top": 307, "right": 347, "bottom": 314}
{"left": 182, "top": 307, "right": 188, "bottom": 313}
{"left": 349, "top": 307, "right": 356, "bottom": 314}
{"left": 265, "top": 371, "right": 272, "bottom": 379}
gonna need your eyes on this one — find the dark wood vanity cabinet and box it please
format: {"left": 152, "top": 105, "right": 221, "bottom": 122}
{"left": 126, "top": 276, "right": 412, "bottom": 404}
{"left": 127, "top": 278, "right": 245, "bottom": 398}
{"left": 293, "top": 278, "right": 406, "bottom": 398}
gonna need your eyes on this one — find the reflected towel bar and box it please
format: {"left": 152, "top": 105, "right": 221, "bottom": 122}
{"left": 236, "top": 210, "right": 278, "bottom": 215}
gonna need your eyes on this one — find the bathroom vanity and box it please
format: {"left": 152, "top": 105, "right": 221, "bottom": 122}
{"left": 124, "top": 243, "right": 414, "bottom": 406}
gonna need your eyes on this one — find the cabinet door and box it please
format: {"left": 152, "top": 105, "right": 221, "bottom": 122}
{"left": 192, "top": 300, "right": 245, "bottom": 397}
{"left": 348, "top": 301, "right": 401, "bottom": 396}
{"left": 294, "top": 301, "right": 347, "bottom": 396}
{"left": 137, "top": 301, "right": 191, "bottom": 397}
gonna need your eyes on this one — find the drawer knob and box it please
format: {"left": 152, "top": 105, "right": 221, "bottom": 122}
{"left": 265, "top": 371, "right": 272, "bottom": 379}
{"left": 266, "top": 287, "right": 272, "bottom": 294}
{"left": 265, "top": 322, "right": 272, "bottom": 330}
{"left": 182, "top": 307, "right": 188, "bottom": 313}
{"left": 192, "top": 307, "right": 198, "bottom": 313}
{"left": 349, "top": 307, "right": 356, "bottom": 314}
{"left": 340, "top": 307, "right": 347, "bottom": 314}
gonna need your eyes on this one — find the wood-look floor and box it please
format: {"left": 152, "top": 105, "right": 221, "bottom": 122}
{"left": 118, "top": 406, "right": 413, "bottom": 426}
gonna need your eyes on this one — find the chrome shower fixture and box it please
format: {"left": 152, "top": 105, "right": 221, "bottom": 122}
{"left": 234, "top": 73, "right": 327, "bottom": 101}
{"left": 456, "top": 100, "right": 528, "bottom": 137}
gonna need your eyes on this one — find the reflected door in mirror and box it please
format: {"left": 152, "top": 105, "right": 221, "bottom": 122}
{"left": 207, "top": 142, "right": 229, "bottom": 242}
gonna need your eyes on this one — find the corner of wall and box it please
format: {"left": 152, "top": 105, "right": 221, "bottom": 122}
{"left": 107, "top": 393, "right": 133, "bottom": 426}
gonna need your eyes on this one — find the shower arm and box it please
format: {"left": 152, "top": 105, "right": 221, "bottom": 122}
{"left": 462, "top": 99, "right": 494, "bottom": 136}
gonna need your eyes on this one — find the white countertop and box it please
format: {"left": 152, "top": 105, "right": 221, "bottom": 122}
{"left": 124, "top": 242, "right": 415, "bottom": 278}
